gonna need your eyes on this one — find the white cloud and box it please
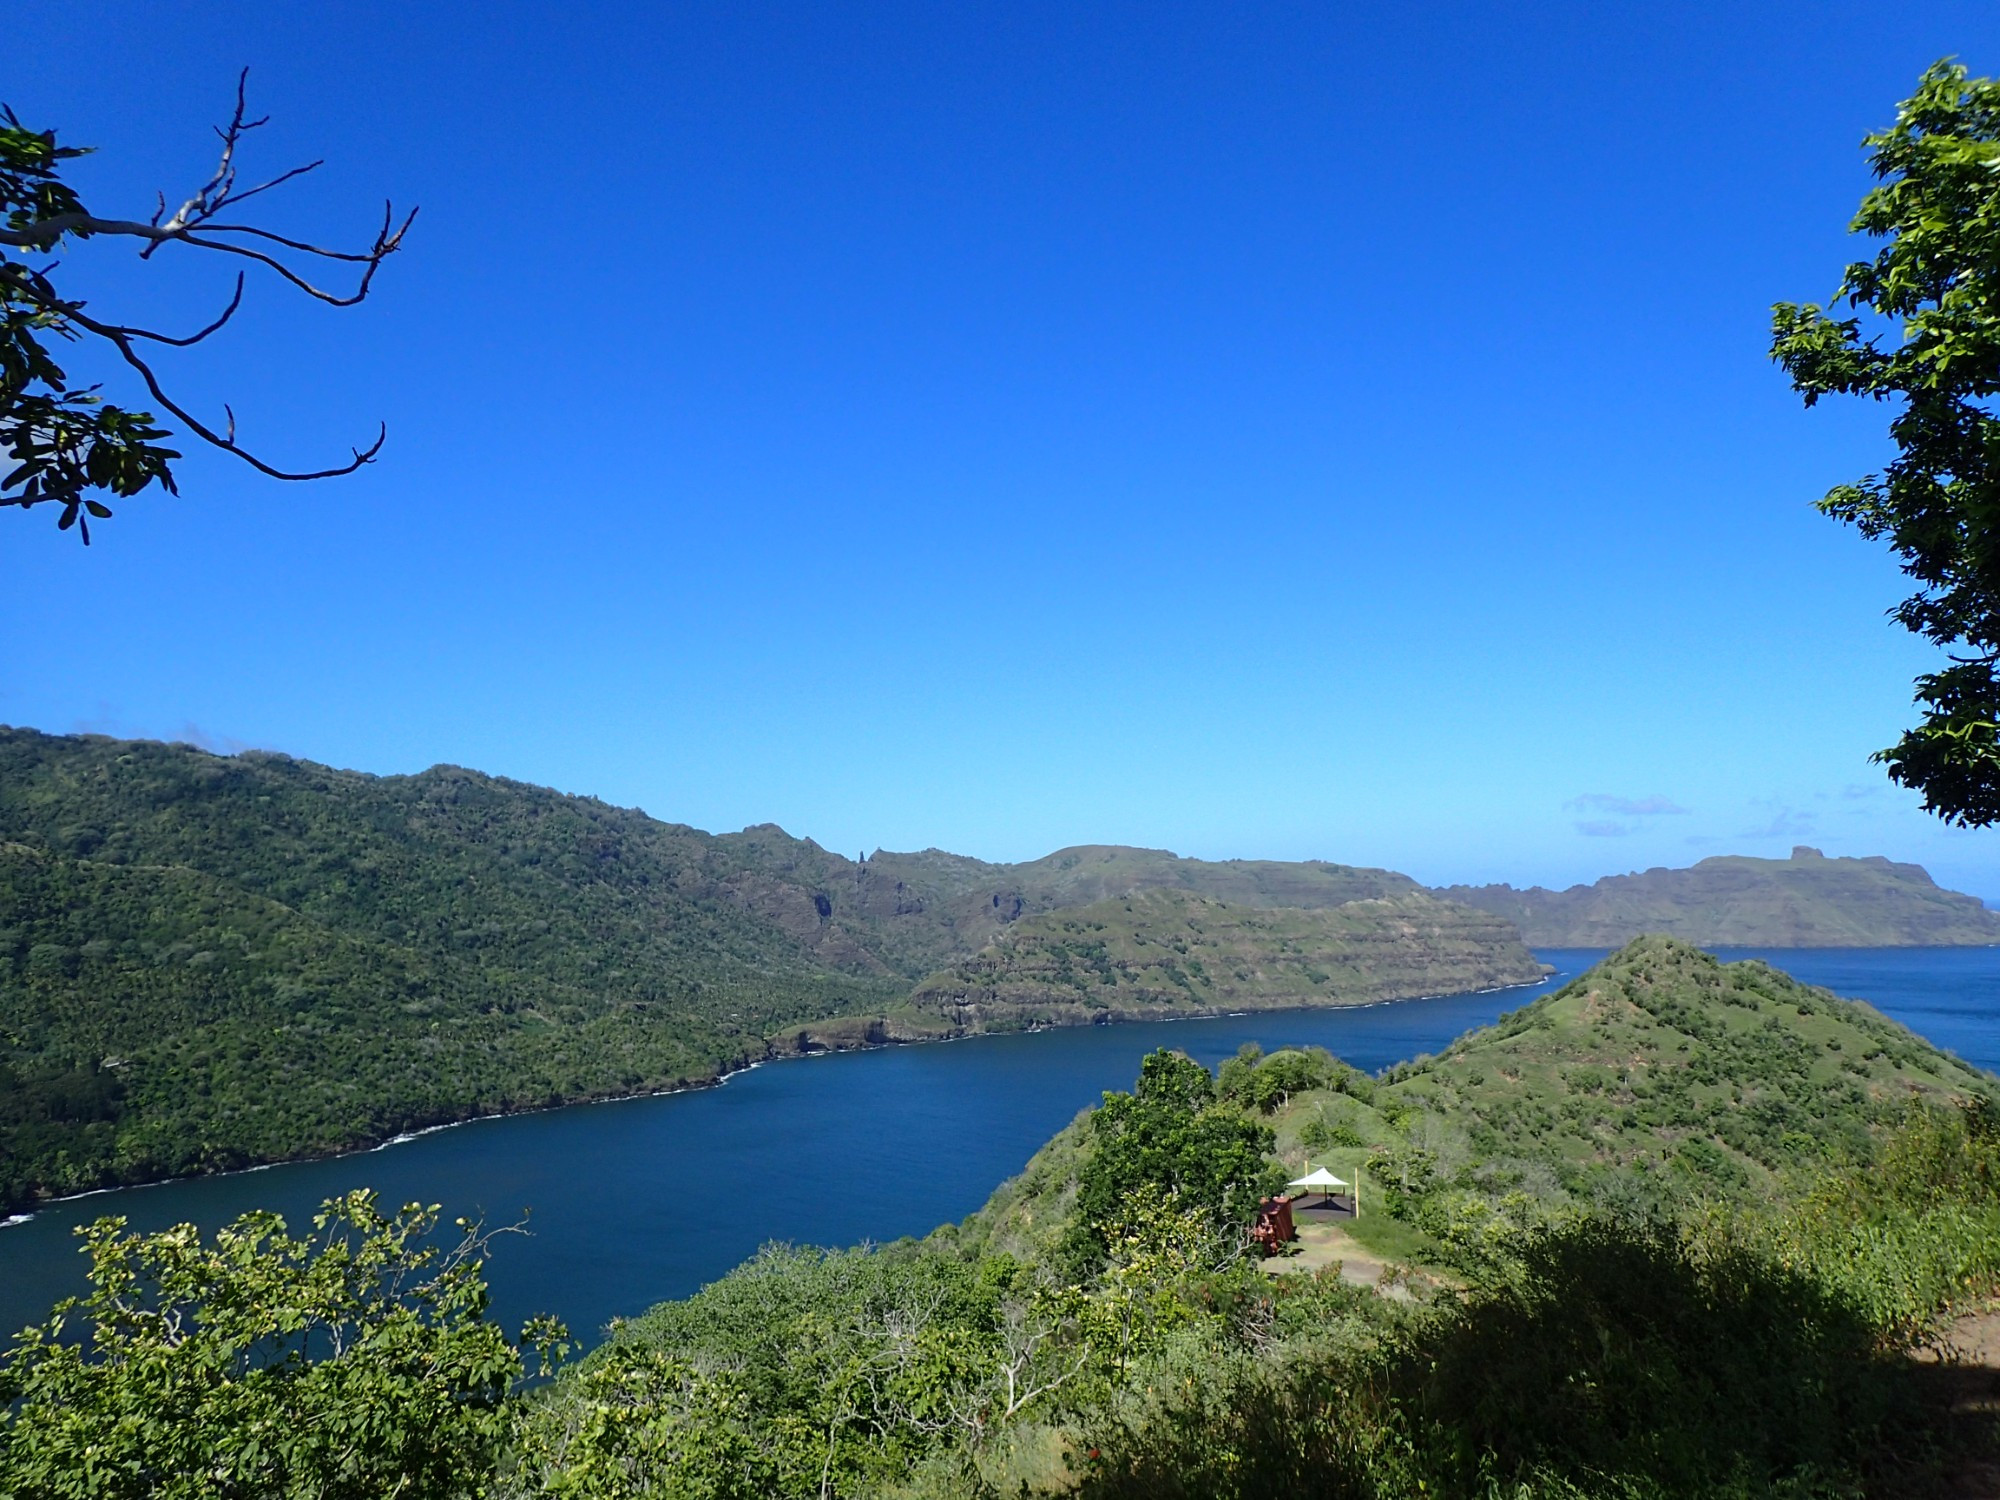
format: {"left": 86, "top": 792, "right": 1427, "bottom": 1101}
{"left": 1565, "top": 793, "right": 1690, "bottom": 817}
{"left": 1573, "top": 819, "right": 1632, "bottom": 838}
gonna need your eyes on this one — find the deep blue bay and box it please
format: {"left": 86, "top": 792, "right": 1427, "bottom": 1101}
{"left": 3, "top": 945, "right": 1997, "bottom": 1349}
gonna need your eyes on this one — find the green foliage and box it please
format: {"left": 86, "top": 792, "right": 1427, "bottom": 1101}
{"left": 1773, "top": 61, "right": 2000, "bottom": 823}
{"left": 507, "top": 1349, "right": 773, "bottom": 1499}
{"left": 1078, "top": 1217, "right": 1905, "bottom": 1500}
{"left": 521, "top": 1241, "right": 1061, "bottom": 1499}
{"left": 1076, "top": 1188, "right": 1267, "bottom": 1385}
{"left": 0, "top": 1190, "right": 564, "bottom": 1499}
{"left": 1737, "top": 1098, "right": 2000, "bottom": 1345}
{"left": 1402, "top": 1220, "right": 1894, "bottom": 1492}
{"left": 1359, "top": 937, "right": 1997, "bottom": 1240}
{"left": 1063, "top": 1050, "right": 1283, "bottom": 1275}
{"left": 546, "top": 1192, "right": 1281, "bottom": 1498}
{"left": 1217, "top": 1046, "right": 1344, "bottom": 1113}
{"left": 0, "top": 110, "right": 180, "bottom": 541}
{"left": 1298, "top": 1108, "right": 1364, "bottom": 1152}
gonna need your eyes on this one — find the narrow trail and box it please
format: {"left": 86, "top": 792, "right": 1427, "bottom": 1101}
{"left": 1908, "top": 1309, "right": 2000, "bottom": 1499}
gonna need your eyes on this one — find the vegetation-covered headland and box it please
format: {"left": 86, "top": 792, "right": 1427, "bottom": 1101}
{"left": 906, "top": 887, "right": 1538, "bottom": 1030}
{"left": 1440, "top": 844, "right": 2000, "bottom": 947}
{"left": 7, "top": 938, "right": 2000, "bottom": 1498}
{"left": 0, "top": 727, "right": 1541, "bottom": 1210}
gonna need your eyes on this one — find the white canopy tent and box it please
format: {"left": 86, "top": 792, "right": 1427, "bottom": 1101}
{"left": 1285, "top": 1165, "right": 1357, "bottom": 1215}
{"left": 1286, "top": 1167, "right": 1348, "bottom": 1192}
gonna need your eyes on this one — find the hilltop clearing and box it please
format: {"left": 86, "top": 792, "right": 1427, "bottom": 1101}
{"left": 1439, "top": 845, "right": 2000, "bottom": 946}
{"left": 1312, "top": 935, "right": 1997, "bottom": 1233}
{"left": 0, "top": 727, "right": 1534, "bottom": 1209}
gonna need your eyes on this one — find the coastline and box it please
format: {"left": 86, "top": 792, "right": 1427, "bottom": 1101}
{"left": 0, "top": 968, "right": 1563, "bottom": 1227}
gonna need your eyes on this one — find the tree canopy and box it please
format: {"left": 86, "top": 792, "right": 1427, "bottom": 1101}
{"left": 0, "top": 73, "right": 411, "bottom": 542}
{"left": 0, "top": 1191, "right": 564, "bottom": 1499}
{"left": 1063, "top": 1049, "right": 1282, "bottom": 1275}
{"left": 1773, "top": 60, "right": 2000, "bottom": 825}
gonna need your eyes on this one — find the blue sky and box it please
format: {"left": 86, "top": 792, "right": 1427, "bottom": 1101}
{"left": 8, "top": 1, "right": 2000, "bottom": 893}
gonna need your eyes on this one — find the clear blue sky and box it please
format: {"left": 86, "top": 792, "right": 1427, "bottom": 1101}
{"left": 8, "top": 2, "right": 2000, "bottom": 893}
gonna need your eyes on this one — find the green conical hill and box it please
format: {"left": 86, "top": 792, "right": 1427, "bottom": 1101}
{"left": 1365, "top": 936, "right": 1997, "bottom": 1203}
{"left": 965, "top": 938, "right": 1998, "bottom": 1265}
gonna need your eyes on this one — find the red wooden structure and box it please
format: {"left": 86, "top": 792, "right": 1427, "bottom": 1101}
{"left": 1251, "top": 1194, "right": 1296, "bottom": 1256}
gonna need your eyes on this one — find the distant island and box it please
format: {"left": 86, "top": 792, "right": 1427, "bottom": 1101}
{"left": 0, "top": 727, "right": 1539, "bottom": 1209}
{"left": 1438, "top": 846, "right": 2000, "bottom": 947}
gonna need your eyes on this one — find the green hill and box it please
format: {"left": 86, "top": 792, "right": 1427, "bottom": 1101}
{"left": 1438, "top": 845, "right": 2000, "bottom": 946}
{"left": 0, "top": 727, "right": 1534, "bottom": 1209}
{"left": 1360, "top": 935, "right": 1997, "bottom": 1212}
{"left": 905, "top": 887, "right": 1546, "bottom": 1032}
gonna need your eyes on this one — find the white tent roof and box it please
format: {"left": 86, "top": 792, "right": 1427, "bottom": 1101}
{"left": 1287, "top": 1167, "right": 1349, "bottom": 1190}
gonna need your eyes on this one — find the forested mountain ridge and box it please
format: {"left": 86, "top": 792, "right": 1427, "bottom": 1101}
{"left": 1439, "top": 845, "right": 2000, "bottom": 946}
{"left": 0, "top": 729, "right": 1446, "bottom": 985}
{"left": 0, "top": 727, "right": 1535, "bottom": 1209}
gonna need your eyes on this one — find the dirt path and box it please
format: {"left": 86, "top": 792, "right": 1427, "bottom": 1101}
{"left": 1261, "top": 1222, "right": 1416, "bottom": 1300}
{"left": 1903, "top": 1309, "right": 2000, "bottom": 1499}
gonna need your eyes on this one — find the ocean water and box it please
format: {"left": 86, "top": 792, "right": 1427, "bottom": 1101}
{"left": 2, "top": 946, "right": 1995, "bottom": 1349}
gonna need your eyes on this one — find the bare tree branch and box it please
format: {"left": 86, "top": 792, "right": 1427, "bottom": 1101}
{"left": 188, "top": 214, "right": 411, "bottom": 264}
{"left": 0, "top": 68, "right": 413, "bottom": 309}
{"left": 0, "top": 208, "right": 417, "bottom": 306}
{"left": 66, "top": 297, "right": 384, "bottom": 480}
{"left": 114, "top": 273, "right": 246, "bottom": 347}
{"left": 139, "top": 69, "right": 323, "bottom": 257}
{"left": 166, "top": 207, "right": 416, "bottom": 306}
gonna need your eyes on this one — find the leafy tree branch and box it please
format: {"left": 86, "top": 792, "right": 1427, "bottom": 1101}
{"left": 1773, "top": 59, "right": 2000, "bottom": 824}
{"left": 0, "top": 70, "right": 414, "bottom": 542}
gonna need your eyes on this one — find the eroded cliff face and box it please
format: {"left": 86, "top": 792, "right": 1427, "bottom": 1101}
{"left": 902, "top": 888, "right": 1548, "bottom": 1033}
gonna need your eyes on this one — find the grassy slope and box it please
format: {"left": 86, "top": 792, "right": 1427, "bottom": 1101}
{"left": 560, "top": 940, "right": 2000, "bottom": 1500}
{"left": 0, "top": 729, "right": 1532, "bottom": 1208}
{"left": 905, "top": 888, "right": 1546, "bottom": 1030}
{"left": 1367, "top": 935, "right": 1997, "bottom": 1199}
{"left": 1440, "top": 847, "right": 2000, "bottom": 946}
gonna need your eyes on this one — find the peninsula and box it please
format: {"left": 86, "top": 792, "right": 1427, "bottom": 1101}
{"left": 904, "top": 887, "right": 1541, "bottom": 1031}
